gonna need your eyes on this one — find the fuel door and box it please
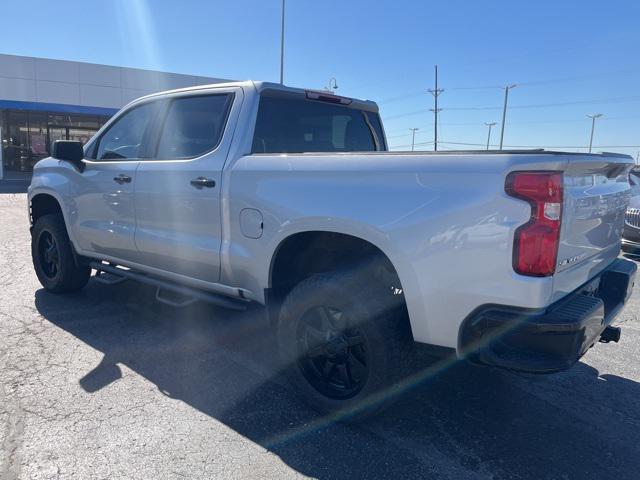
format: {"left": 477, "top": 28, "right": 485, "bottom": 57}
{"left": 240, "top": 208, "right": 263, "bottom": 239}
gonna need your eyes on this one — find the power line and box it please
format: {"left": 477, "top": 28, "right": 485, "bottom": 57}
{"left": 517, "top": 67, "right": 640, "bottom": 87}
{"left": 389, "top": 140, "right": 434, "bottom": 150}
{"left": 377, "top": 67, "right": 640, "bottom": 104}
{"left": 349, "top": 38, "right": 605, "bottom": 91}
{"left": 447, "top": 85, "right": 502, "bottom": 91}
{"left": 443, "top": 95, "right": 640, "bottom": 111}
{"left": 387, "top": 131, "right": 416, "bottom": 139}
{"left": 383, "top": 95, "right": 640, "bottom": 120}
{"left": 446, "top": 67, "right": 640, "bottom": 91}
{"left": 384, "top": 114, "right": 640, "bottom": 135}
{"left": 377, "top": 91, "right": 425, "bottom": 104}
{"left": 384, "top": 109, "right": 425, "bottom": 120}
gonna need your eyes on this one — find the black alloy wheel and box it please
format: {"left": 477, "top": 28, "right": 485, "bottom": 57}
{"left": 38, "top": 230, "right": 60, "bottom": 278}
{"left": 296, "top": 305, "right": 369, "bottom": 399}
{"left": 31, "top": 213, "right": 91, "bottom": 293}
{"left": 278, "top": 270, "right": 415, "bottom": 419}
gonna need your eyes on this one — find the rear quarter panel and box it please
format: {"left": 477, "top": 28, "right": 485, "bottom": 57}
{"left": 224, "top": 152, "right": 571, "bottom": 348}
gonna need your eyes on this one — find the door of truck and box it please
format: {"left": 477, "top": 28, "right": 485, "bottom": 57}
{"left": 133, "top": 87, "right": 242, "bottom": 283}
{"left": 73, "top": 101, "right": 160, "bottom": 262}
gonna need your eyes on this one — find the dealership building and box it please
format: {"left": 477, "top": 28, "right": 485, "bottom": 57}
{"left": 0, "top": 53, "right": 227, "bottom": 180}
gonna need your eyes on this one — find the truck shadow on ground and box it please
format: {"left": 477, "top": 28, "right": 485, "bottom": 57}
{"left": 35, "top": 281, "right": 640, "bottom": 480}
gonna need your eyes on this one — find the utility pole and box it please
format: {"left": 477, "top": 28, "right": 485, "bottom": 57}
{"left": 428, "top": 65, "right": 444, "bottom": 151}
{"left": 586, "top": 113, "right": 603, "bottom": 153}
{"left": 484, "top": 122, "right": 497, "bottom": 150}
{"left": 279, "top": 0, "right": 285, "bottom": 84}
{"left": 499, "top": 84, "right": 518, "bottom": 150}
{"left": 409, "top": 128, "right": 419, "bottom": 151}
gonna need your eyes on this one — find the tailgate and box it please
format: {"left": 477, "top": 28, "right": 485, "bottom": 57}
{"left": 552, "top": 154, "right": 633, "bottom": 301}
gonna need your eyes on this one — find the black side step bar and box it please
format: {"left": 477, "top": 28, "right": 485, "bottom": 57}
{"left": 93, "top": 269, "right": 128, "bottom": 286}
{"left": 90, "top": 262, "right": 249, "bottom": 311}
{"left": 155, "top": 288, "right": 199, "bottom": 308}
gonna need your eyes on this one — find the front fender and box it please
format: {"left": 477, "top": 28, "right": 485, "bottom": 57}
{"left": 29, "top": 159, "right": 80, "bottom": 250}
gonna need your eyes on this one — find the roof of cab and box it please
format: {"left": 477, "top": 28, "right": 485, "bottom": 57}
{"left": 251, "top": 81, "right": 379, "bottom": 111}
{"left": 125, "top": 80, "right": 379, "bottom": 112}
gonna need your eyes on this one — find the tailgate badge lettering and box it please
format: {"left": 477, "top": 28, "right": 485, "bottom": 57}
{"left": 559, "top": 253, "right": 587, "bottom": 267}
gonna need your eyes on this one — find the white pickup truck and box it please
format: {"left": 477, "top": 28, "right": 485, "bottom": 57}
{"left": 28, "top": 80, "right": 636, "bottom": 417}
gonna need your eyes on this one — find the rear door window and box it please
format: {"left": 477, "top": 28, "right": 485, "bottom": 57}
{"left": 252, "top": 95, "right": 382, "bottom": 153}
{"left": 155, "top": 94, "right": 233, "bottom": 159}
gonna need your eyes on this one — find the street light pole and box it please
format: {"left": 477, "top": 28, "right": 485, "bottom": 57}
{"left": 586, "top": 113, "right": 603, "bottom": 153}
{"left": 325, "top": 77, "right": 338, "bottom": 92}
{"left": 484, "top": 122, "right": 496, "bottom": 150}
{"left": 499, "top": 84, "right": 517, "bottom": 150}
{"left": 409, "top": 128, "right": 419, "bottom": 151}
{"left": 279, "top": 0, "right": 285, "bottom": 84}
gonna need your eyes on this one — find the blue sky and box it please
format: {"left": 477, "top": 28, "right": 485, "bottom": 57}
{"left": 1, "top": 0, "right": 639, "bottom": 156}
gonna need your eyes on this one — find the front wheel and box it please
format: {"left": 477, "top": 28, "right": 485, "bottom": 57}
{"left": 277, "top": 271, "right": 414, "bottom": 420}
{"left": 31, "top": 213, "right": 90, "bottom": 293}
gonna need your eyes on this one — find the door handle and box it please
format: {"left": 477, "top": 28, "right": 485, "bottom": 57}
{"left": 190, "top": 177, "right": 216, "bottom": 189}
{"left": 113, "top": 174, "right": 132, "bottom": 184}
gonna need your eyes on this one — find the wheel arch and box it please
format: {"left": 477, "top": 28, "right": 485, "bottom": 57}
{"left": 30, "top": 192, "right": 64, "bottom": 226}
{"left": 267, "top": 229, "right": 416, "bottom": 340}
{"left": 29, "top": 190, "right": 82, "bottom": 256}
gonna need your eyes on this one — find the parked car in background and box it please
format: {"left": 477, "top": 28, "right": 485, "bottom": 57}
{"left": 622, "top": 168, "right": 640, "bottom": 253}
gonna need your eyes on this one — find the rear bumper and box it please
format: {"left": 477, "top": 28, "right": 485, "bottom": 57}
{"left": 458, "top": 258, "right": 636, "bottom": 373}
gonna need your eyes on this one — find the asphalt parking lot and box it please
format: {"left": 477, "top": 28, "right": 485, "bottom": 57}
{"left": 1, "top": 192, "right": 640, "bottom": 480}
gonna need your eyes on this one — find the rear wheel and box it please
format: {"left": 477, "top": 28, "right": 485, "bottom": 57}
{"left": 296, "top": 304, "right": 369, "bottom": 400}
{"left": 277, "top": 271, "right": 414, "bottom": 420}
{"left": 31, "top": 214, "right": 90, "bottom": 293}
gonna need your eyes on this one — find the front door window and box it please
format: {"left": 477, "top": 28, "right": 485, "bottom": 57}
{"left": 94, "top": 102, "right": 157, "bottom": 160}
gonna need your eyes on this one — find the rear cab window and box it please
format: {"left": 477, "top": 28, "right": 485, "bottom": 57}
{"left": 251, "top": 93, "right": 387, "bottom": 154}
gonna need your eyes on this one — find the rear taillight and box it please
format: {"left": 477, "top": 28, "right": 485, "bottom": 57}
{"left": 505, "top": 171, "right": 563, "bottom": 277}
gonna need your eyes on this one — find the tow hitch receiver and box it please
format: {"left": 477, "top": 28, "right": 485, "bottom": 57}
{"left": 599, "top": 326, "right": 621, "bottom": 343}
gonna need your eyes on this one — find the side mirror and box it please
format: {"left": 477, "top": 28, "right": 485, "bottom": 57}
{"left": 52, "top": 140, "right": 85, "bottom": 172}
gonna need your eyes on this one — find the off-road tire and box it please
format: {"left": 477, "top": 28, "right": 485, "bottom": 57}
{"left": 277, "top": 271, "right": 414, "bottom": 420}
{"left": 31, "top": 213, "right": 90, "bottom": 293}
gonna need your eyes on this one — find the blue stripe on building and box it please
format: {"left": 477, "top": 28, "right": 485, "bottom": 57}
{"left": 0, "top": 99, "right": 119, "bottom": 117}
